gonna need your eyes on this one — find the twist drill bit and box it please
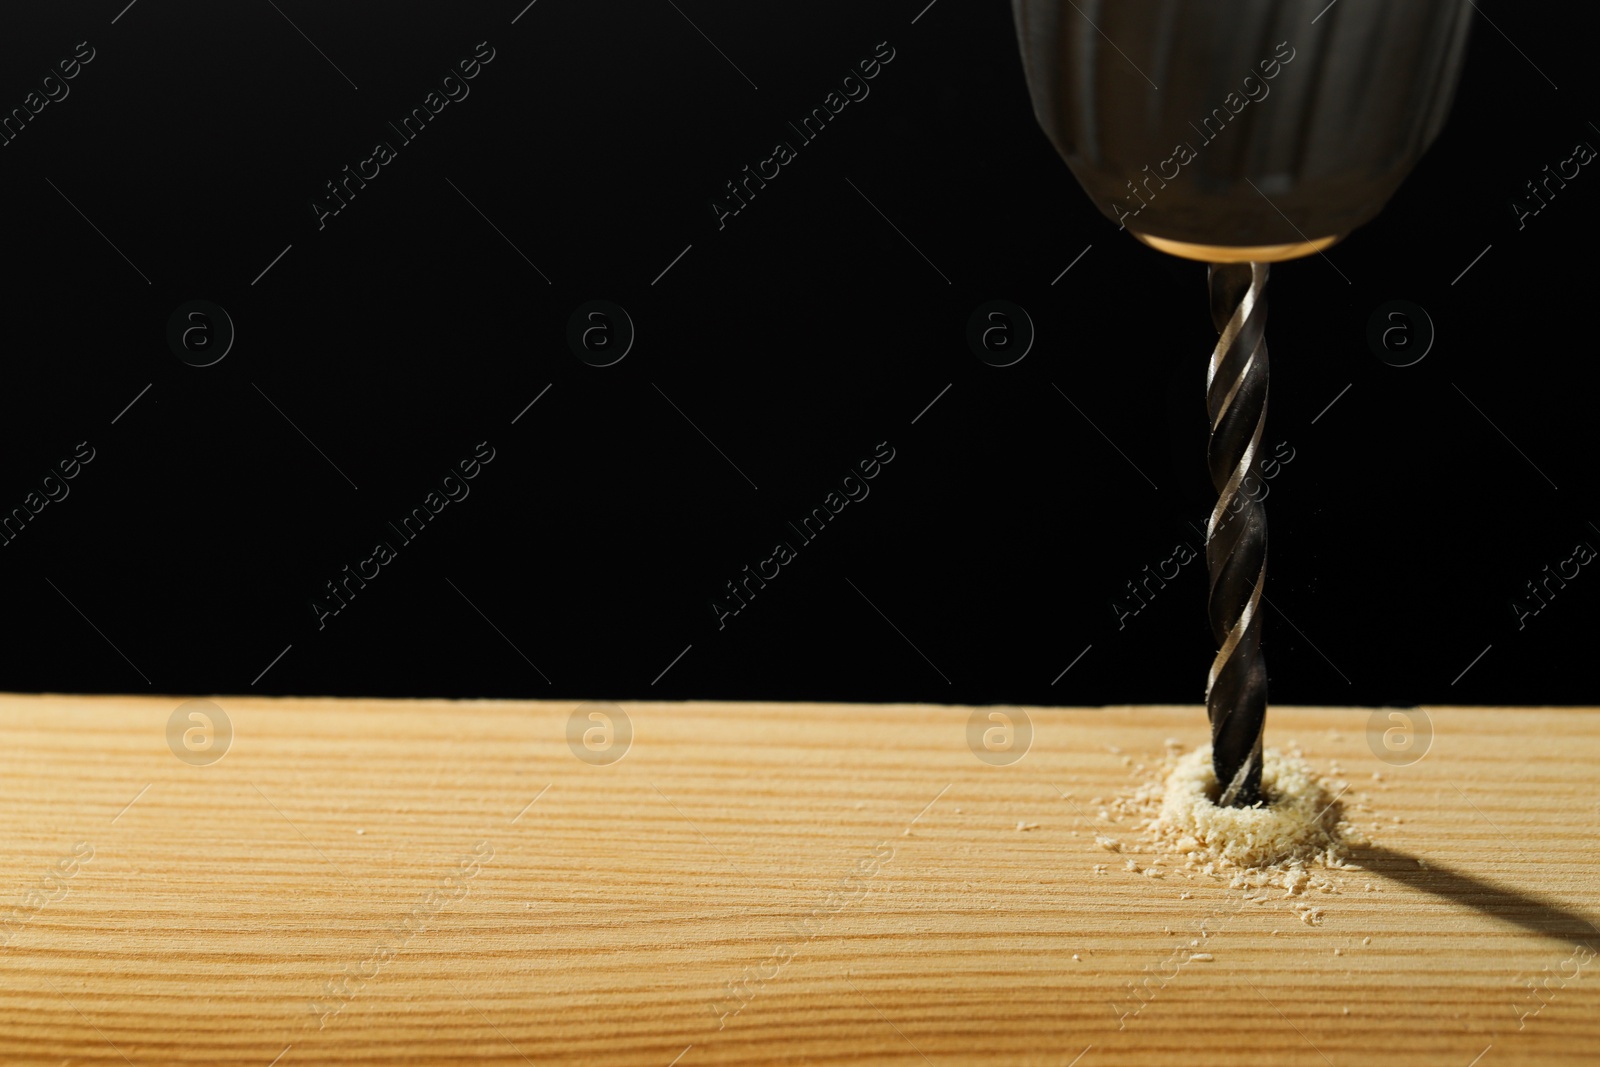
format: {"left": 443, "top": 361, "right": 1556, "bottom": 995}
{"left": 1205, "top": 262, "right": 1269, "bottom": 808}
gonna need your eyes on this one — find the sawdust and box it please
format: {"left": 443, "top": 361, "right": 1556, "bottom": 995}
{"left": 1099, "top": 741, "right": 1370, "bottom": 910}
{"left": 1158, "top": 745, "right": 1349, "bottom": 867}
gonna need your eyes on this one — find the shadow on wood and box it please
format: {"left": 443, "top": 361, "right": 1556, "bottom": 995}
{"left": 1355, "top": 843, "right": 1600, "bottom": 949}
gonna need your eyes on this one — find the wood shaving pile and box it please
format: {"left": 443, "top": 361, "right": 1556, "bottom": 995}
{"left": 1089, "top": 741, "right": 1370, "bottom": 913}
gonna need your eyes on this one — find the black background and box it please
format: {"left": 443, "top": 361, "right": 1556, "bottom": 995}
{"left": 0, "top": 0, "right": 1594, "bottom": 707}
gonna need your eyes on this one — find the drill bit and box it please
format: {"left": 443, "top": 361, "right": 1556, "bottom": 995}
{"left": 1205, "top": 262, "right": 1269, "bottom": 808}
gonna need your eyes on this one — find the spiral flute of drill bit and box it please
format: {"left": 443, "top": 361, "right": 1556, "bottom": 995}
{"left": 1205, "top": 262, "right": 1270, "bottom": 808}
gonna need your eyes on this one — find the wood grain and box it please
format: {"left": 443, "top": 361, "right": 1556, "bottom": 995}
{"left": 0, "top": 694, "right": 1596, "bottom": 1065}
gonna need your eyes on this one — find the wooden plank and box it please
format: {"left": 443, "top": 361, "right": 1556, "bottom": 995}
{"left": 0, "top": 695, "right": 1596, "bottom": 1065}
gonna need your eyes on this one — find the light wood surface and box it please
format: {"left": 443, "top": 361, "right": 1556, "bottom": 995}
{"left": 0, "top": 695, "right": 1596, "bottom": 1065}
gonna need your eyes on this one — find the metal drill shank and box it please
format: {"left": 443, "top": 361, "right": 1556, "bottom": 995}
{"left": 1206, "top": 262, "right": 1269, "bottom": 807}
